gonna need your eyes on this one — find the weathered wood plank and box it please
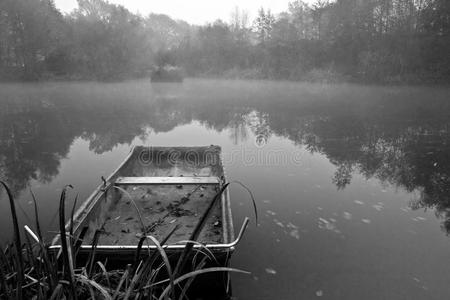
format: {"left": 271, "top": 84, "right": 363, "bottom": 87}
{"left": 115, "top": 176, "right": 220, "bottom": 185}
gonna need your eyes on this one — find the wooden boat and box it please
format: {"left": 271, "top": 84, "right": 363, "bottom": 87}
{"left": 50, "top": 145, "right": 248, "bottom": 265}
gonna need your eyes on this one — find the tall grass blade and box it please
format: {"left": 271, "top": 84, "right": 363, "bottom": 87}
{"left": 49, "top": 283, "right": 63, "bottom": 300}
{"left": 74, "top": 226, "right": 89, "bottom": 257}
{"left": 173, "top": 240, "right": 218, "bottom": 265}
{"left": 174, "top": 183, "right": 230, "bottom": 276}
{"left": 0, "top": 246, "right": 13, "bottom": 299}
{"left": 96, "top": 261, "right": 111, "bottom": 291}
{"left": 24, "top": 225, "right": 40, "bottom": 244}
{"left": 70, "top": 194, "right": 79, "bottom": 238}
{"left": 86, "top": 229, "right": 102, "bottom": 277}
{"left": 30, "top": 189, "right": 43, "bottom": 242}
{"left": 76, "top": 274, "right": 112, "bottom": 300}
{"left": 178, "top": 257, "right": 207, "bottom": 300}
{"left": 112, "top": 269, "right": 129, "bottom": 300}
{"left": 135, "top": 225, "right": 180, "bottom": 292}
{"left": 133, "top": 236, "right": 146, "bottom": 273}
{"left": 229, "top": 181, "right": 259, "bottom": 225}
{"left": 113, "top": 186, "right": 146, "bottom": 234}
{"left": 58, "top": 184, "right": 77, "bottom": 300}
{"left": 0, "top": 181, "right": 24, "bottom": 300}
{"left": 125, "top": 235, "right": 174, "bottom": 300}
{"left": 0, "top": 253, "right": 11, "bottom": 299}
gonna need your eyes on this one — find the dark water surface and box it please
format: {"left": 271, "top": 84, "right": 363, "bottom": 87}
{"left": 1, "top": 79, "right": 450, "bottom": 299}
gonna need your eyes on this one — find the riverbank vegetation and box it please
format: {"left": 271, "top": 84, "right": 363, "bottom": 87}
{"left": 0, "top": 181, "right": 248, "bottom": 299}
{"left": 0, "top": 0, "right": 449, "bottom": 83}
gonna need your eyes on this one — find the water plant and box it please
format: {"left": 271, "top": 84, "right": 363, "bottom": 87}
{"left": 0, "top": 181, "right": 251, "bottom": 299}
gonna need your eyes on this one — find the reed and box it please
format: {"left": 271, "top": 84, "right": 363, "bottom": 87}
{"left": 0, "top": 181, "right": 24, "bottom": 300}
{"left": 0, "top": 182, "right": 251, "bottom": 299}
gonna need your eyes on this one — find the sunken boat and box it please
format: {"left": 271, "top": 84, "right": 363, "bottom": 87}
{"left": 50, "top": 145, "right": 248, "bottom": 266}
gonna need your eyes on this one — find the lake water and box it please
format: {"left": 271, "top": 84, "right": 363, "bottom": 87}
{"left": 1, "top": 79, "right": 450, "bottom": 299}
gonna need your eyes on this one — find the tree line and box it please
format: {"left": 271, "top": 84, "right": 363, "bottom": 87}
{"left": 0, "top": 0, "right": 190, "bottom": 80}
{"left": 0, "top": 0, "right": 449, "bottom": 83}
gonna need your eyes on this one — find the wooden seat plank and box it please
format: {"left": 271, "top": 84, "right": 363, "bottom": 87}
{"left": 115, "top": 176, "right": 220, "bottom": 185}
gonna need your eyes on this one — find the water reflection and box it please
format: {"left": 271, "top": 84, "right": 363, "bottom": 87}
{"left": 1, "top": 80, "right": 450, "bottom": 235}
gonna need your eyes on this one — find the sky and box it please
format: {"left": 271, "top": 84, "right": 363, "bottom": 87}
{"left": 54, "top": 0, "right": 310, "bottom": 25}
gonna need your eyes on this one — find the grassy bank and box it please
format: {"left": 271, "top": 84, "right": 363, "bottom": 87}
{"left": 191, "top": 66, "right": 449, "bottom": 86}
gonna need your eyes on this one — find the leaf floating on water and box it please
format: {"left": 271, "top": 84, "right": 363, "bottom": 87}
{"left": 361, "top": 219, "right": 371, "bottom": 224}
{"left": 274, "top": 219, "right": 284, "bottom": 228}
{"left": 267, "top": 210, "right": 277, "bottom": 216}
{"left": 265, "top": 268, "right": 277, "bottom": 275}
{"left": 318, "top": 218, "right": 341, "bottom": 234}
{"left": 289, "top": 229, "right": 300, "bottom": 239}
{"left": 318, "top": 217, "right": 329, "bottom": 224}
{"left": 316, "top": 290, "right": 323, "bottom": 297}
{"left": 372, "top": 204, "right": 384, "bottom": 211}
{"left": 317, "top": 206, "right": 323, "bottom": 211}
{"left": 354, "top": 200, "right": 364, "bottom": 205}
{"left": 287, "top": 222, "right": 298, "bottom": 229}
{"left": 343, "top": 212, "right": 352, "bottom": 220}
{"left": 416, "top": 217, "right": 427, "bottom": 221}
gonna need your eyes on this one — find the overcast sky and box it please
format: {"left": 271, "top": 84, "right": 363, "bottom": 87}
{"left": 54, "top": 0, "right": 314, "bottom": 25}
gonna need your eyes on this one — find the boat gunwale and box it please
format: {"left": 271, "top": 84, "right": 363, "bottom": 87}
{"left": 49, "top": 217, "right": 249, "bottom": 253}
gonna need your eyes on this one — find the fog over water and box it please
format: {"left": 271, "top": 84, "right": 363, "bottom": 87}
{"left": 1, "top": 79, "right": 450, "bottom": 299}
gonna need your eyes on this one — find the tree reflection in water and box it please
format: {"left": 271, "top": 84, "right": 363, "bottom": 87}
{"left": 1, "top": 80, "right": 450, "bottom": 234}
